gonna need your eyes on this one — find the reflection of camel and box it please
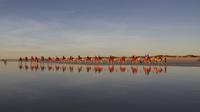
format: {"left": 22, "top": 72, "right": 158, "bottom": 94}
{"left": 120, "top": 66, "right": 126, "bottom": 72}
{"left": 19, "top": 64, "right": 23, "bottom": 70}
{"left": 153, "top": 66, "right": 163, "bottom": 74}
{"left": 131, "top": 66, "right": 138, "bottom": 74}
{"left": 164, "top": 66, "right": 167, "bottom": 73}
{"left": 94, "top": 66, "right": 103, "bottom": 73}
{"left": 18, "top": 63, "right": 167, "bottom": 75}
{"left": 78, "top": 66, "right": 82, "bottom": 72}
{"left": 69, "top": 66, "right": 73, "bottom": 72}
{"left": 48, "top": 65, "right": 53, "bottom": 71}
{"left": 3, "top": 60, "right": 7, "bottom": 65}
{"left": 86, "top": 66, "right": 92, "bottom": 72}
{"left": 62, "top": 66, "right": 66, "bottom": 72}
{"left": 40, "top": 64, "right": 45, "bottom": 71}
{"left": 55, "top": 65, "right": 60, "bottom": 72}
{"left": 28, "top": 63, "right": 39, "bottom": 71}
{"left": 143, "top": 66, "right": 151, "bottom": 75}
{"left": 25, "top": 64, "right": 29, "bottom": 71}
{"left": 108, "top": 65, "right": 114, "bottom": 73}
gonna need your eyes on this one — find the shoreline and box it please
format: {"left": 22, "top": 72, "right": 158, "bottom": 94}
{"left": 1, "top": 58, "right": 200, "bottom": 67}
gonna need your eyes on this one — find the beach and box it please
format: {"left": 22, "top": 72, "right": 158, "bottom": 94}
{"left": 2, "top": 56, "right": 200, "bottom": 67}
{"left": 166, "top": 57, "right": 200, "bottom": 67}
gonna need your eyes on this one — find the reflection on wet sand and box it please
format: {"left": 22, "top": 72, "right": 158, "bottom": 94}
{"left": 1, "top": 60, "right": 7, "bottom": 65}
{"left": 18, "top": 62, "right": 167, "bottom": 75}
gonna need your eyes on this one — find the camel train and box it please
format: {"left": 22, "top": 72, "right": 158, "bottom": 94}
{"left": 18, "top": 55, "right": 167, "bottom": 65}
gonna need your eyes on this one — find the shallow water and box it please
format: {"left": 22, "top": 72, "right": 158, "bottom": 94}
{"left": 0, "top": 62, "right": 200, "bottom": 112}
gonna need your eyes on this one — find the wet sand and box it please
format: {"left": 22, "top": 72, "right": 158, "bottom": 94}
{"left": 166, "top": 57, "right": 200, "bottom": 67}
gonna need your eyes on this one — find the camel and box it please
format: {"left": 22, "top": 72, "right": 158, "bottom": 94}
{"left": 119, "top": 56, "right": 126, "bottom": 64}
{"left": 41, "top": 56, "right": 45, "bottom": 62}
{"left": 25, "top": 57, "right": 29, "bottom": 62}
{"left": 108, "top": 56, "right": 115, "bottom": 64}
{"left": 18, "top": 55, "right": 167, "bottom": 65}
{"left": 19, "top": 57, "right": 23, "bottom": 62}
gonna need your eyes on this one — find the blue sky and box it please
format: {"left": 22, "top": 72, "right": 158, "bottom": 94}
{"left": 0, "top": 0, "right": 200, "bottom": 58}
